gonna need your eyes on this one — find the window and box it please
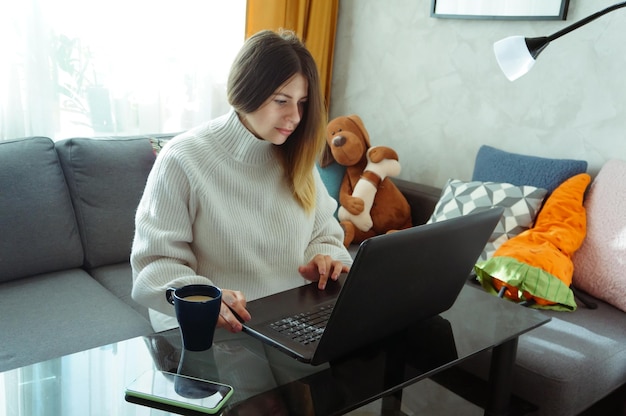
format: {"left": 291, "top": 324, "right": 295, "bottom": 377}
{"left": 0, "top": 0, "right": 246, "bottom": 140}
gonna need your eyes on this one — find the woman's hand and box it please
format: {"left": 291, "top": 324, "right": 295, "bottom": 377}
{"left": 298, "top": 254, "right": 350, "bottom": 290}
{"left": 218, "top": 289, "right": 251, "bottom": 333}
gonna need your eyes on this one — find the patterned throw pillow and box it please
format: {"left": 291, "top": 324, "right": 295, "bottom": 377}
{"left": 427, "top": 179, "right": 548, "bottom": 261}
{"left": 149, "top": 137, "right": 171, "bottom": 155}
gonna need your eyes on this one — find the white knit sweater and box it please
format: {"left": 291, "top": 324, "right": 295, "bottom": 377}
{"left": 131, "top": 109, "right": 352, "bottom": 331}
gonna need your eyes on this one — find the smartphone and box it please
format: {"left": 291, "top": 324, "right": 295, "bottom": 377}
{"left": 125, "top": 369, "right": 234, "bottom": 415}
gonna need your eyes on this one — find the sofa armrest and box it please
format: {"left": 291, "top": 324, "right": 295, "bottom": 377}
{"left": 391, "top": 178, "right": 441, "bottom": 226}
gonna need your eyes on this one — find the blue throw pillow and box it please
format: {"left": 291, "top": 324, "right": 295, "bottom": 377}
{"left": 472, "top": 145, "right": 587, "bottom": 194}
{"left": 316, "top": 161, "right": 345, "bottom": 218}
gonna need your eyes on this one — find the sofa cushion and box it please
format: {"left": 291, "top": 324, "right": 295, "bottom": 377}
{"left": 427, "top": 179, "right": 547, "bottom": 261}
{"left": 472, "top": 145, "right": 587, "bottom": 195}
{"left": 56, "top": 137, "right": 156, "bottom": 268}
{"left": 0, "top": 268, "right": 153, "bottom": 372}
{"left": 89, "top": 262, "right": 149, "bottom": 320}
{"left": 573, "top": 159, "right": 626, "bottom": 312}
{"left": 460, "top": 295, "right": 626, "bottom": 416}
{"left": 0, "top": 137, "right": 84, "bottom": 282}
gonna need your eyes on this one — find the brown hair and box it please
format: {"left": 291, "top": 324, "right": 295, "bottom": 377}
{"left": 227, "top": 29, "right": 326, "bottom": 214}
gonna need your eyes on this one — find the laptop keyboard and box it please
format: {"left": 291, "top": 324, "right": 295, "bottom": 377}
{"left": 269, "top": 304, "right": 334, "bottom": 345}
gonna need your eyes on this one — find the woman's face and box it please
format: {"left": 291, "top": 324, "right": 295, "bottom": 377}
{"left": 240, "top": 73, "right": 308, "bottom": 145}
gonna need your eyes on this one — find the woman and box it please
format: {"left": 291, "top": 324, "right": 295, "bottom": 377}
{"left": 131, "top": 29, "right": 352, "bottom": 333}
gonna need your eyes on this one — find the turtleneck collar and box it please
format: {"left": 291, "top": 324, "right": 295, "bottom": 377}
{"left": 210, "top": 108, "right": 276, "bottom": 165}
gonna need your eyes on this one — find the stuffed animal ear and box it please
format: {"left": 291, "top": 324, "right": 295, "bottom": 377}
{"left": 346, "top": 115, "right": 371, "bottom": 148}
{"left": 319, "top": 143, "right": 335, "bottom": 168}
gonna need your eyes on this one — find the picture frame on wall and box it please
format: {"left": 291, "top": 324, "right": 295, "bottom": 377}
{"left": 431, "top": 0, "right": 570, "bottom": 20}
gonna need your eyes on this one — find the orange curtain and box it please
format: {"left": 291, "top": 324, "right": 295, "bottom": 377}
{"left": 245, "top": 0, "right": 339, "bottom": 108}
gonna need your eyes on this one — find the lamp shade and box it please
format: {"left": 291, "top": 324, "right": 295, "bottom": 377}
{"left": 494, "top": 2, "right": 626, "bottom": 81}
{"left": 493, "top": 36, "right": 536, "bottom": 81}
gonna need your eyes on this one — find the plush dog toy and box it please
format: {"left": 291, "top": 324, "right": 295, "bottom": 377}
{"left": 338, "top": 146, "right": 401, "bottom": 232}
{"left": 321, "top": 114, "right": 412, "bottom": 247}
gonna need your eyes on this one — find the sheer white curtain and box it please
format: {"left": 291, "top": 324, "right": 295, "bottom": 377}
{"left": 0, "top": 0, "right": 246, "bottom": 140}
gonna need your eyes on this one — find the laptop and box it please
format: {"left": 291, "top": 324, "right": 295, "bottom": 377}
{"left": 241, "top": 206, "right": 504, "bottom": 365}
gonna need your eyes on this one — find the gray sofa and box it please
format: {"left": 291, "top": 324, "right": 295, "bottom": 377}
{"left": 0, "top": 135, "right": 170, "bottom": 372}
{"left": 1, "top": 136, "right": 624, "bottom": 415}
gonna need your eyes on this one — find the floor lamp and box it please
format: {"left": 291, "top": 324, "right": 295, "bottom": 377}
{"left": 494, "top": 2, "right": 626, "bottom": 81}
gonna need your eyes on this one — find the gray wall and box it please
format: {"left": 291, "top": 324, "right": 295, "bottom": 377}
{"left": 330, "top": 1, "right": 626, "bottom": 188}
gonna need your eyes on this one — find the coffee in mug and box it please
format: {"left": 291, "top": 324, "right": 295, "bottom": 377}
{"left": 183, "top": 295, "right": 214, "bottom": 302}
{"left": 166, "top": 284, "right": 222, "bottom": 351}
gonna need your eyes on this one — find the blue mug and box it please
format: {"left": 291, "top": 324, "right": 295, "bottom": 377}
{"left": 166, "top": 284, "right": 222, "bottom": 351}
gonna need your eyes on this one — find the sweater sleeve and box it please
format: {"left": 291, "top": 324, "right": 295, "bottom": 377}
{"left": 131, "top": 144, "right": 212, "bottom": 317}
{"left": 304, "top": 170, "right": 354, "bottom": 266}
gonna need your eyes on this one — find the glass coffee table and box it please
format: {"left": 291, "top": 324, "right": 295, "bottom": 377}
{"left": 0, "top": 284, "right": 549, "bottom": 415}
